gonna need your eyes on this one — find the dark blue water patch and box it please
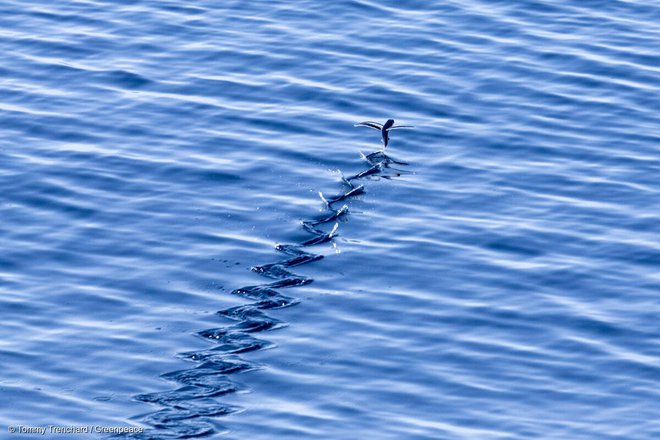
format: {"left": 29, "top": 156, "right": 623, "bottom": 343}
{"left": 156, "top": 164, "right": 242, "bottom": 186}
{"left": 156, "top": 3, "right": 208, "bottom": 15}
{"left": 484, "top": 235, "right": 545, "bottom": 257}
{"left": 97, "top": 70, "right": 153, "bottom": 89}
{"left": 0, "top": 7, "right": 110, "bottom": 29}
{"left": 0, "top": 114, "right": 106, "bottom": 144}
{"left": 9, "top": 37, "right": 99, "bottom": 58}
{"left": 9, "top": 192, "right": 98, "bottom": 220}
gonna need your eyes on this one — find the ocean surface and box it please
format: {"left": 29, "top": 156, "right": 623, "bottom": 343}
{"left": 2, "top": 1, "right": 660, "bottom": 439}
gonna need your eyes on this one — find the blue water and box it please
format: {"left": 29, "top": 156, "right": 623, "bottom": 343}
{"left": 2, "top": 1, "right": 660, "bottom": 439}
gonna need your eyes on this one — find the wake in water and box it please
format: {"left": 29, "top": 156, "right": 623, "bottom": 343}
{"left": 122, "top": 121, "right": 412, "bottom": 439}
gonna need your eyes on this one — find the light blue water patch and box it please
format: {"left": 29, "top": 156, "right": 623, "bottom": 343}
{"left": 1, "top": 0, "right": 660, "bottom": 439}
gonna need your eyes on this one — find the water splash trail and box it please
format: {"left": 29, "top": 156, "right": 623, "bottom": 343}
{"left": 122, "top": 146, "right": 411, "bottom": 439}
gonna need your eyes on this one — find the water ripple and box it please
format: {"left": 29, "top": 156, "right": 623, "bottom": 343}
{"left": 2, "top": 1, "right": 660, "bottom": 439}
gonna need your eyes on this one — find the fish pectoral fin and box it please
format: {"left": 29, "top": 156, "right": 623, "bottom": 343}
{"left": 354, "top": 121, "right": 383, "bottom": 130}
